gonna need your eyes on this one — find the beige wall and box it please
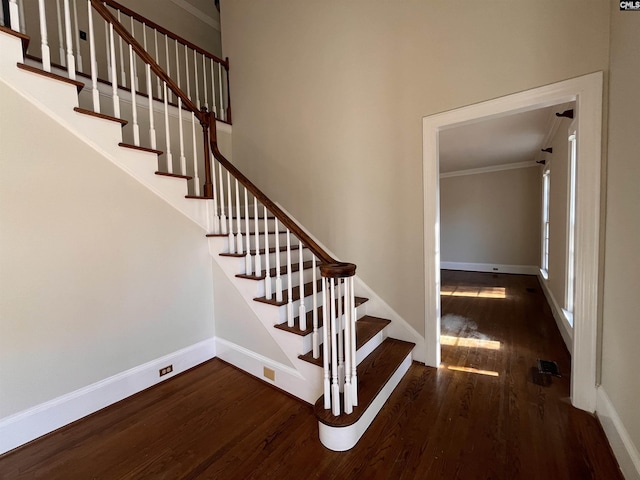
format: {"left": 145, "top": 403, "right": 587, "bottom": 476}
{"left": 0, "top": 81, "right": 214, "bottom": 417}
{"left": 601, "top": 6, "right": 640, "bottom": 459}
{"left": 220, "top": 0, "right": 610, "bottom": 336}
{"left": 440, "top": 168, "right": 541, "bottom": 266}
{"left": 545, "top": 117, "right": 573, "bottom": 306}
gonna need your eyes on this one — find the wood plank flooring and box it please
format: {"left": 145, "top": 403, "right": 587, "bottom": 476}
{"left": 0, "top": 271, "right": 622, "bottom": 479}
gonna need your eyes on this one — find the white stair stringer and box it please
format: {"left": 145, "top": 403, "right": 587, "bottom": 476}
{"left": 0, "top": 32, "right": 212, "bottom": 232}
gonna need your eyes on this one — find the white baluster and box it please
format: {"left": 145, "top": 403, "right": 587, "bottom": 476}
{"left": 234, "top": 179, "right": 243, "bottom": 254}
{"left": 128, "top": 43, "right": 140, "bottom": 146}
{"left": 299, "top": 239, "right": 306, "bottom": 331}
{"left": 322, "top": 277, "right": 331, "bottom": 410}
{"left": 286, "top": 230, "right": 294, "bottom": 327}
{"left": 202, "top": 55, "right": 208, "bottom": 110}
{"left": 71, "top": 0, "right": 82, "bottom": 71}
{"left": 253, "top": 201, "right": 261, "bottom": 277}
{"left": 129, "top": 16, "right": 138, "bottom": 90}
{"left": 0, "top": 4, "right": 4, "bottom": 28}
{"left": 63, "top": 0, "right": 76, "bottom": 79}
{"left": 162, "top": 82, "right": 173, "bottom": 173}
{"left": 274, "top": 219, "right": 282, "bottom": 303}
{"left": 37, "top": 1, "right": 51, "bottom": 72}
{"left": 164, "top": 34, "right": 171, "bottom": 102}
{"left": 226, "top": 171, "right": 234, "bottom": 253}
{"left": 330, "top": 278, "right": 340, "bottom": 416}
{"left": 8, "top": 0, "right": 18, "bottom": 32}
{"left": 154, "top": 30, "right": 161, "bottom": 98}
{"left": 337, "top": 279, "right": 344, "bottom": 390}
{"left": 343, "top": 277, "right": 353, "bottom": 414}
{"left": 349, "top": 276, "right": 358, "bottom": 407}
{"left": 263, "top": 206, "right": 272, "bottom": 299}
{"left": 210, "top": 148, "right": 220, "bottom": 233}
{"left": 116, "top": 10, "right": 125, "bottom": 85}
{"left": 194, "top": 50, "right": 200, "bottom": 108}
{"left": 108, "top": 23, "right": 119, "bottom": 117}
{"left": 56, "top": 0, "right": 66, "bottom": 67}
{"left": 244, "top": 188, "right": 252, "bottom": 274}
{"left": 104, "top": 22, "right": 110, "bottom": 82}
{"left": 142, "top": 24, "right": 156, "bottom": 149}
{"left": 17, "top": 0, "right": 25, "bottom": 33}
{"left": 210, "top": 59, "right": 217, "bottom": 117}
{"left": 184, "top": 45, "right": 191, "bottom": 100}
{"left": 175, "top": 42, "right": 186, "bottom": 175}
{"left": 218, "top": 163, "right": 227, "bottom": 234}
{"left": 312, "top": 256, "right": 319, "bottom": 358}
{"left": 217, "top": 62, "right": 224, "bottom": 121}
{"left": 86, "top": 1, "right": 99, "bottom": 112}
{"left": 191, "top": 113, "right": 200, "bottom": 196}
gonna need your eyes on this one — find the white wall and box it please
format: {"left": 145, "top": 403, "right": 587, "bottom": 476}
{"left": 220, "top": 0, "right": 610, "bottom": 336}
{"left": 440, "top": 167, "right": 541, "bottom": 267}
{"left": 0, "top": 80, "right": 215, "bottom": 418}
{"left": 600, "top": 6, "right": 640, "bottom": 476}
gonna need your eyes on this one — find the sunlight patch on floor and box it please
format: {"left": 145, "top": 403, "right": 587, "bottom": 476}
{"left": 440, "top": 286, "right": 506, "bottom": 299}
{"left": 447, "top": 366, "right": 500, "bottom": 377}
{"left": 440, "top": 335, "right": 501, "bottom": 350}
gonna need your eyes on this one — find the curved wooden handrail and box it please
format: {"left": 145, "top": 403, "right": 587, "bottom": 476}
{"left": 208, "top": 111, "right": 352, "bottom": 272}
{"left": 102, "top": 0, "right": 227, "bottom": 67}
{"left": 91, "top": 0, "right": 203, "bottom": 122}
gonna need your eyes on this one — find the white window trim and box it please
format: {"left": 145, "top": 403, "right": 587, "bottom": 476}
{"left": 541, "top": 168, "right": 551, "bottom": 278}
{"left": 564, "top": 122, "right": 578, "bottom": 327}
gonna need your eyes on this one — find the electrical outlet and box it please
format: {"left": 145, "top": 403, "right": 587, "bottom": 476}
{"left": 159, "top": 365, "right": 173, "bottom": 377}
{"left": 492, "top": 267, "right": 499, "bottom": 271}
{"left": 263, "top": 366, "right": 275, "bottom": 381}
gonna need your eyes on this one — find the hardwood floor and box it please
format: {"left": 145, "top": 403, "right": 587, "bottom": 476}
{"left": 0, "top": 271, "right": 622, "bottom": 479}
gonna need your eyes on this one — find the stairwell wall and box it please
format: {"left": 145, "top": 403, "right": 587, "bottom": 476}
{"left": 219, "top": 0, "right": 610, "bottom": 337}
{"left": 0, "top": 80, "right": 215, "bottom": 419}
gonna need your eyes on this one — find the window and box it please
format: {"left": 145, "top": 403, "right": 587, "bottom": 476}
{"left": 564, "top": 127, "right": 577, "bottom": 327}
{"left": 541, "top": 170, "right": 551, "bottom": 278}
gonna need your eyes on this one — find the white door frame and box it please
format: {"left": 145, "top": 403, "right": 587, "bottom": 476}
{"left": 422, "top": 72, "right": 603, "bottom": 412}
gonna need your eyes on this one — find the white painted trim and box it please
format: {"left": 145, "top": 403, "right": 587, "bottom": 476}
{"left": 423, "top": 72, "right": 603, "bottom": 411}
{"left": 0, "top": 338, "right": 216, "bottom": 455}
{"left": 596, "top": 386, "right": 640, "bottom": 480}
{"left": 441, "top": 261, "right": 539, "bottom": 276}
{"left": 537, "top": 270, "right": 573, "bottom": 354}
{"left": 318, "top": 351, "right": 412, "bottom": 451}
{"left": 167, "top": 0, "right": 221, "bottom": 31}
{"left": 440, "top": 160, "right": 538, "bottom": 179}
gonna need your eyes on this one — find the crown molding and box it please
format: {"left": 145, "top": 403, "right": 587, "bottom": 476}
{"left": 439, "top": 160, "right": 539, "bottom": 179}
{"left": 168, "top": 0, "right": 221, "bottom": 31}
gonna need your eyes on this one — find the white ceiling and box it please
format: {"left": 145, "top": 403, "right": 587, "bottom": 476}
{"left": 439, "top": 105, "right": 559, "bottom": 174}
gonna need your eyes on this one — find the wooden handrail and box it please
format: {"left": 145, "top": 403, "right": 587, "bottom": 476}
{"left": 90, "top": 0, "right": 202, "bottom": 121}
{"left": 102, "top": 0, "right": 227, "bottom": 67}
{"left": 208, "top": 111, "right": 349, "bottom": 270}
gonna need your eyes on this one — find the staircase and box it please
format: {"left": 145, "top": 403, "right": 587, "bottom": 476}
{"left": 0, "top": 2, "right": 415, "bottom": 452}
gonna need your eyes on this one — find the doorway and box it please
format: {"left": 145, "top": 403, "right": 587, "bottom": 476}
{"left": 422, "top": 72, "right": 603, "bottom": 412}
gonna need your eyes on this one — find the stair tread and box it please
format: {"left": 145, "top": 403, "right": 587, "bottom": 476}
{"left": 236, "top": 260, "right": 316, "bottom": 280}
{"left": 254, "top": 279, "right": 323, "bottom": 306}
{"left": 119, "top": 143, "right": 163, "bottom": 155}
{"left": 17, "top": 63, "right": 84, "bottom": 92}
{"left": 275, "top": 298, "right": 371, "bottom": 338}
{"left": 314, "top": 338, "right": 415, "bottom": 427}
{"left": 1, "top": 26, "right": 30, "bottom": 52}
{"left": 220, "top": 244, "right": 304, "bottom": 258}
{"left": 155, "top": 171, "right": 192, "bottom": 180}
{"left": 206, "top": 230, "right": 289, "bottom": 239}
{"left": 295, "top": 315, "right": 390, "bottom": 368}
{"left": 75, "top": 108, "right": 127, "bottom": 126}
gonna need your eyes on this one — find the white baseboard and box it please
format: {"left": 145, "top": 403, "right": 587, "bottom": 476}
{"left": 214, "top": 337, "right": 321, "bottom": 404}
{"left": 0, "top": 338, "right": 216, "bottom": 455}
{"left": 440, "top": 261, "right": 539, "bottom": 276}
{"left": 537, "top": 271, "right": 573, "bottom": 354}
{"left": 597, "top": 386, "right": 640, "bottom": 480}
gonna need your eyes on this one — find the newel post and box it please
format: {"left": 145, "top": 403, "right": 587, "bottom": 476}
{"left": 199, "top": 107, "right": 213, "bottom": 198}
{"left": 319, "top": 262, "right": 358, "bottom": 416}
